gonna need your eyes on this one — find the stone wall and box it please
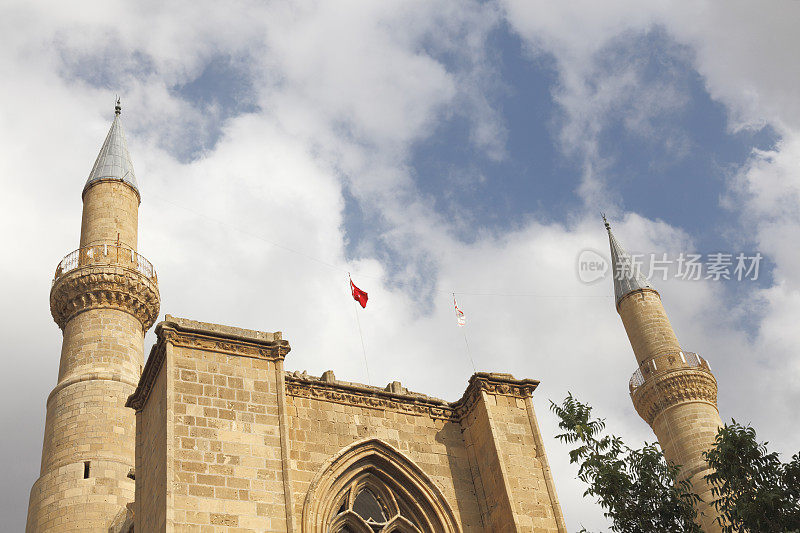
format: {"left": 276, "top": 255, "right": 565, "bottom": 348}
{"left": 128, "top": 316, "right": 566, "bottom": 532}
{"left": 136, "top": 345, "right": 169, "bottom": 532}
{"left": 651, "top": 398, "right": 724, "bottom": 532}
{"left": 460, "top": 382, "right": 566, "bottom": 532}
{"left": 461, "top": 391, "right": 515, "bottom": 529}
{"left": 618, "top": 288, "right": 681, "bottom": 366}
{"left": 80, "top": 180, "right": 140, "bottom": 249}
{"left": 285, "top": 375, "right": 483, "bottom": 531}
{"left": 27, "top": 309, "right": 144, "bottom": 531}
{"left": 128, "top": 317, "right": 291, "bottom": 531}
{"left": 56, "top": 308, "right": 144, "bottom": 383}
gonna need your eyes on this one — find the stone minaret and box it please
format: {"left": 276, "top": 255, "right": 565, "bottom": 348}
{"left": 605, "top": 218, "right": 723, "bottom": 532}
{"left": 27, "top": 101, "right": 160, "bottom": 532}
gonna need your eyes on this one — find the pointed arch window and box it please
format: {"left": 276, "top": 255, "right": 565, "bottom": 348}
{"left": 328, "top": 473, "right": 422, "bottom": 532}
{"left": 302, "top": 439, "right": 459, "bottom": 533}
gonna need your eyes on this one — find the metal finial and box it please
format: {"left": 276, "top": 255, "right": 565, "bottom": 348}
{"left": 602, "top": 213, "right": 611, "bottom": 231}
{"left": 115, "top": 97, "right": 121, "bottom": 115}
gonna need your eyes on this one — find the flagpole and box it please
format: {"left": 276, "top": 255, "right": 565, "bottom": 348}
{"left": 350, "top": 273, "right": 371, "bottom": 385}
{"left": 462, "top": 328, "right": 476, "bottom": 373}
{"left": 454, "top": 293, "right": 476, "bottom": 373}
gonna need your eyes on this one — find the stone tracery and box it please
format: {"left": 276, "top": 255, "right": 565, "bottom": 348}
{"left": 302, "top": 439, "right": 460, "bottom": 533}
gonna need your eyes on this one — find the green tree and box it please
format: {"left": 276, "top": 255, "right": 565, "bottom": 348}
{"left": 552, "top": 394, "right": 800, "bottom": 532}
{"left": 704, "top": 421, "right": 800, "bottom": 533}
{"left": 551, "top": 393, "right": 701, "bottom": 532}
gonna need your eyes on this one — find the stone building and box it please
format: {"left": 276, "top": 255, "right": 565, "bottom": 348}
{"left": 25, "top": 104, "right": 568, "bottom": 532}
{"left": 605, "top": 219, "right": 725, "bottom": 532}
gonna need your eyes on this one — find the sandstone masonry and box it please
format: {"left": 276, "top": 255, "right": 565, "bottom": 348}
{"left": 125, "top": 316, "right": 567, "bottom": 532}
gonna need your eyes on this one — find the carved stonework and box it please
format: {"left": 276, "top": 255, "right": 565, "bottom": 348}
{"left": 465, "top": 373, "right": 538, "bottom": 399}
{"left": 286, "top": 378, "right": 455, "bottom": 420}
{"left": 166, "top": 328, "right": 289, "bottom": 360}
{"left": 631, "top": 368, "right": 718, "bottom": 425}
{"left": 453, "top": 372, "right": 539, "bottom": 419}
{"left": 50, "top": 264, "right": 160, "bottom": 331}
{"left": 285, "top": 371, "right": 539, "bottom": 422}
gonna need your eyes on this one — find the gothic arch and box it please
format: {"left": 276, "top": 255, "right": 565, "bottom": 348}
{"left": 301, "top": 438, "right": 460, "bottom": 533}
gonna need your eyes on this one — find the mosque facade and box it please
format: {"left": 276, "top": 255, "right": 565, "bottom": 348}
{"left": 26, "top": 104, "right": 726, "bottom": 532}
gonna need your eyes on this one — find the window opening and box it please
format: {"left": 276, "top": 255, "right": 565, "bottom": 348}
{"left": 328, "top": 478, "right": 421, "bottom": 533}
{"left": 84, "top": 461, "right": 90, "bottom": 479}
{"left": 353, "top": 489, "right": 387, "bottom": 522}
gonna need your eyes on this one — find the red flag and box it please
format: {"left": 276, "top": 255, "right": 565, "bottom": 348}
{"left": 350, "top": 278, "right": 368, "bottom": 308}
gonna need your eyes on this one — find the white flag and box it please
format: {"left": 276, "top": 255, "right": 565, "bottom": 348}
{"left": 454, "top": 297, "right": 465, "bottom": 326}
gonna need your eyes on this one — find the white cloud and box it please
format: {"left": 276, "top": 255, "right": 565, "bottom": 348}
{"left": 2, "top": 1, "right": 800, "bottom": 531}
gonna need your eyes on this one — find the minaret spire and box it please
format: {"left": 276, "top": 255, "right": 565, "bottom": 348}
{"left": 84, "top": 98, "right": 139, "bottom": 198}
{"left": 604, "top": 216, "right": 651, "bottom": 307}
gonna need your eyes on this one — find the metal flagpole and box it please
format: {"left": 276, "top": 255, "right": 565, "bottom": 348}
{"left": 350, "top": 273, "right": 371, "bottom": 385}
{"left": 462, "top": 328, "right": 476, "bottom": 373}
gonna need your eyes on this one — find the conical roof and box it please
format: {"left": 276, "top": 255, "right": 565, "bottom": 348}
{"left": 84, "top": 101, "right": 138, "bottom": 195}
{"left": 604, "top": 217, "right": 652, "bottom": 305}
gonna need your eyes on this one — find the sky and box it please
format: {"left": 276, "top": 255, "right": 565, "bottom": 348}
{"left": 2, "top": 1, "right": 800, "bottom": 530}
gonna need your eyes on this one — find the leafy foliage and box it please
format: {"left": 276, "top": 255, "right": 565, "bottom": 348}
{"left": 551, "top": 393, "right": 701, "bottom": 533}
{"left": 703, "top": 420, "right": 800, "bottom": 533}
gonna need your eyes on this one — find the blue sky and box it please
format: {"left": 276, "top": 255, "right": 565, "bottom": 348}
{"left": 408, "top": 24, "right": 778, "bottom": 251}
{"left": 2, "top": 2, "right": 800, "bottom": 530}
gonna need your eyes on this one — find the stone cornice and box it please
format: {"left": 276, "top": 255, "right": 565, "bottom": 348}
{"left": 285, "top": 371, "right": 540, "bottom": 422}
{"left": 453, "top": 372, "right": 540, "bottom": 419}
{"left": 286, "top": 373, "right": 455, "bottom": 420}
{"left": 158, "top": 315, "right": 290, "bottom": 360}
{"left": 631, "top": 367, "right": 718, "bottom": 425}
{"left": 126, "top": 316, "right": 290, "bottom": 411}
{"left": 50, "top": 264, "right": 160, "bottom": 331}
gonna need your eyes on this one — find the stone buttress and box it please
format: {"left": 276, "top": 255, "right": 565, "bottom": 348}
{"left": 605, "top": 218, "right": 723, "bottom": 532}
{"left": 26, "top": 102, "right": 160, "bottom": 532}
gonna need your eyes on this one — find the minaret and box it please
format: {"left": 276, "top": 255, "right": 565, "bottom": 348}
{"left": 605, "top": 217, "right": 724, "bottom": 532}
{"left": 27, "top": 101, "right": 160, "bottom": 532}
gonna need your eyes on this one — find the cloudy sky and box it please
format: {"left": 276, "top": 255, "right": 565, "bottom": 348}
{"left": 2, "top": 1, "right": 800, "bottom": 530}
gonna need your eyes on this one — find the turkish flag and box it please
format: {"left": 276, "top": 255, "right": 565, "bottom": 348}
{"left": 350, "top": 279, "right": 368, "bottom": 308}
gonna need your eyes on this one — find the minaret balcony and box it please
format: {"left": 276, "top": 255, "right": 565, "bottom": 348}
{"left": 50, "top": 244, "right": 160, "bottom": 331}
{"left": 629, "top": 351, "right": 712, "bottom": 394}
{"left": 54, "top": 244, "right": 156, "bottom": 284}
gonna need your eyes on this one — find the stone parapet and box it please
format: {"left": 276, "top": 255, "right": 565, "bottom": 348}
{"left": 50, "top": 263, "right": 160, "bottom": 331}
